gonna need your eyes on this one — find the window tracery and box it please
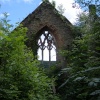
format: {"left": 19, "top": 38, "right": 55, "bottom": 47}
{"left": 37, "top": 30, "right": 56, "bottom": 63}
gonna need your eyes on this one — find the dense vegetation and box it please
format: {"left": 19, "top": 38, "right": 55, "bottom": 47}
{"left": 57, "top": 1, "right": 100, "bottom": 100}
{"left": 0, "top": 0, "right": 100, "bottom": 100}
{"left": 58, "top": 13, "right": 100, "bottom": 100}
{"left": 0, "top": 14, "right": 59, "bottom": 100}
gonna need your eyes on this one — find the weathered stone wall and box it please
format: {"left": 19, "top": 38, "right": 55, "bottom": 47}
{"left": 22, "top": 2, "right": 73, "bottom": 68}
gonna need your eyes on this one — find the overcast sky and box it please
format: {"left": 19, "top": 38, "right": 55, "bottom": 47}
{"left": 0, "top": 0, "right": 82, "bottom": 26}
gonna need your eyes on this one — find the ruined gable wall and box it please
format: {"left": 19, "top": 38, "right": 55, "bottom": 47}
{"left": 22, "top": 2, "right": 73, "bottom": 67}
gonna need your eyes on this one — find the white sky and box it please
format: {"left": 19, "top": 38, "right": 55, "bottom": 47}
{"left": 49, "top": 0, "right": 82, "bottom": 24}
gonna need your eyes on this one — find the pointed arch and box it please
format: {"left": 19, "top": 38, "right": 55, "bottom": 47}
{"left": 36, "top": 26, "right": 57, "bottom": 64}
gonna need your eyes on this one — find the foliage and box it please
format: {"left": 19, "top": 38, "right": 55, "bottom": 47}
{"left": 0, "top": 15, "right": 59, "bottom": 100}
{"left": 42, "top": 0, "right": 49, "bottom": 3}
{"left": 74, "top": 0, "right": 100, "bottom": 16}
{"left": 58, "top": 2, "right": 100, "bottom": 100}
{"left": 57, "top": 4, "right": 65, "bottom": 15}
{"left": 51, "top": 0, "right": 56, "bottom": 7}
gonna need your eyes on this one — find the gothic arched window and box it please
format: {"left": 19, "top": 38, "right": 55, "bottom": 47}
{"left": 37, "top": 30, "right": 56, "bottom": 64}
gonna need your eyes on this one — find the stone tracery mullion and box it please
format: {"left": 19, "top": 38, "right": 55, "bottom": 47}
{"left": 38, "top": 30, "right": 56, "bottom": 62}
{"left": 38, "top": 37, "right": 44, "bottom": 62}
{"left": 39, "top": 37, "right": 45, "bottom": 50}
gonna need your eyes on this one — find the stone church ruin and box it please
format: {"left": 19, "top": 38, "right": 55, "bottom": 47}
{"left": 21, "top": 1, "right": 73, "bottom": 67}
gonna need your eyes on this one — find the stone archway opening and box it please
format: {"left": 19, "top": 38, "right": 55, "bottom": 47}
{"left": 37, "top": 28, "right": 56, "bottom": 66}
